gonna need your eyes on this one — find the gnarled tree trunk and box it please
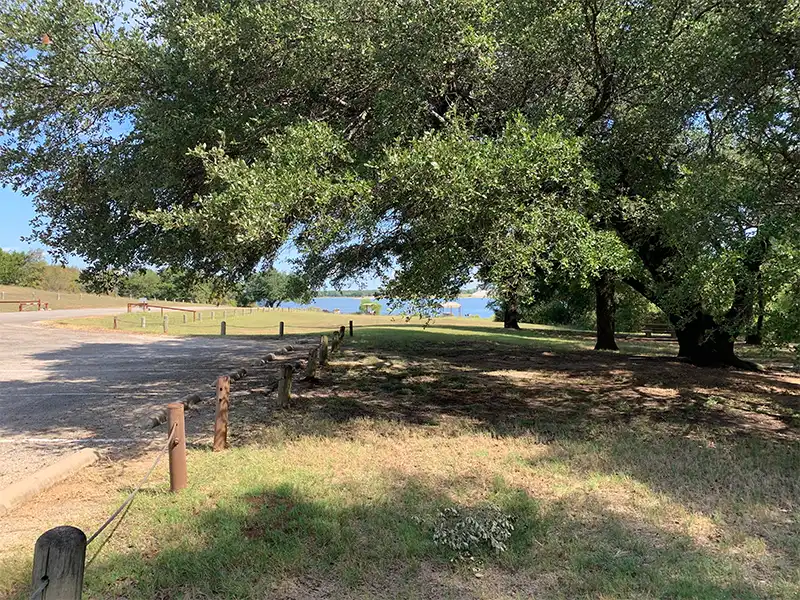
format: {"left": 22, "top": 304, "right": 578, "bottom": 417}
{"left": 672, "top": 311, "right": 761, "bottom": 371}
{"left": 594, "top": 270, "right": 618, "bottom": 350}
{"left": 503, "top": 295, "right": 521, "bottom": 329}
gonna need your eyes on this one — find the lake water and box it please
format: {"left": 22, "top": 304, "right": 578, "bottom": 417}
{"left": 281, "top": 296, "right": 496, "bottom": 318}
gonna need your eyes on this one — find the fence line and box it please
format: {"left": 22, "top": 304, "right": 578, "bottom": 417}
{"left": 85, "top": 424, "right": 177, "bottom": 545}
{"left": 29, "top": 322, "right": 354, "bottom": 598}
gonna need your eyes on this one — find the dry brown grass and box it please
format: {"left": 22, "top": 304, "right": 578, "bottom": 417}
{"left": 1, "top": 325, "right": 798, "bottom": 599}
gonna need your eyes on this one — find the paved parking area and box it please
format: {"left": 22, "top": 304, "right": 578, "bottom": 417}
{"left": 0, "top": 309, "right": 289, "bottom": 489}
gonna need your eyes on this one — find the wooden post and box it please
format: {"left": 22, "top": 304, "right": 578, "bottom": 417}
{"left": 349, "top": 320, "right": 354, "bottom": 337}
{"left": 213, "top": 376, "right": 230, "bottom": 451}
{"left": 279, "top": 321, "right": 285, "bottom": 338}
{"left": 211, "top": 311, "right": 215, "bottom": 320}
{"left": 183, "top": 313, "right": 187, "bottom": 324}
{"left": 339, "top": 325, "right": 346, "bottom": 340}
{"left": 163, "top": 315, "right": 169, "bottom": 333}
{"left": 220, "top": 321, "right": 227, "bottom": 335}
{"left": 57, "top": 292, "right": 61, "bottom": 301}
{"left": 32, "top": 526, "right": 86, "bottom": 600}
{"left": 319, "top": 335, "right": 329, "bottom": 365}
{"left": 198, "top": 312, "right": 202, "bottom": 322}
{"left": 113, "top": 317, "right": 118, "bottom": 330}
{"left": 167, "top": 403, "right": 187, "bottom": 492}
{"left": 277, "top": 364, "right": 293, "bottom": 407}
{"left": 331, "top": 331, "right": 341, "bottom": 354}
{"left": 305, "top": 347, "right": 319, "bottom": 379}
{"left": 140, "top": 316, "right": 146, "bottom": 328}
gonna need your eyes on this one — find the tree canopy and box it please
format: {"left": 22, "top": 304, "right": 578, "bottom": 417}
{"left": 1, "top": 0, "right": 798, "bottom": 366}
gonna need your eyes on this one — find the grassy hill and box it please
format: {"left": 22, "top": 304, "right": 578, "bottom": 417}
{"left": 0, "top": 284, "right": 201, "bottom": 312}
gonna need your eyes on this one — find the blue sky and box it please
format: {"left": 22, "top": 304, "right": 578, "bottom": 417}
{"left": 0, "top": 187, "right": 47, "bottom": 255}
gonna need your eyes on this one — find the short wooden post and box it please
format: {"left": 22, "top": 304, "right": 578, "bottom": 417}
{"left": 167, "top": 403, "right": 187, "bottom": 492}
{"left": 331, "top": 331, "right": 341, "bottom": 354}
{"left": 319, "top": 335, "right": 329, "bottom": 365}
{"left": 183, "top": 313, "right": 187, "bottom": 324}
{"left": 277, "top": 364, "right": 293, "bottom": 407}
{"left": 140, "top": 316, "right": 146, "bottom": 328}
{"left": 113, "top": 316, "right": 118, "bottom": 330}
{"left": 32, "top": 525, "right": 86, "bottom": 600}
{"left": 163, "top": 315, "right": 169, "bottom": 333}
{"left": 220, "top": 321, "right": 227, "bottom": 335}
{"left": 305, "top": 347, "right": 319, "bottom": 379}
{"left": 349, "top": 320, "right": 354, "bottom": 337}
{"left": 211, "top": 311, "right": 215, "bottom": 320}
{"left": 57, "top": 292, "right": 61, "bottom": 301}
{"left": 213, "top": 376, "right": 230, "bottom": 452}
{"left": 198, "top": 312, "right": 202, "bottom": 322}
{"left": 339, "top": 325, "right": 346, "bottom": 340}
{"left": 279, "top": 321, "right": 285, "bottom": 338}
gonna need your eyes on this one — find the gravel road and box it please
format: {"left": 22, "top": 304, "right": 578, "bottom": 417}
{"left": 0, "top": 308, "right": 295, "bottom": 489}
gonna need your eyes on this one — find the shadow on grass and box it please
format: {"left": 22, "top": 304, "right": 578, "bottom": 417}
{"left": 7, "top": 475, "right": 767, "bottom": 600}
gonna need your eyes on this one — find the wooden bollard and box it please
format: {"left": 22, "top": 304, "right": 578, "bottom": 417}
{"left": 349, "top": 320, "right": 354, "bottom": 337}
{"left": 32, "top": 526, "right": 86, "bottom": 600}
{"left": 331, "top": 331, "right": 341, "bottom": 354}
{"left": 305, "top": 347, "right": 319, "bottom": 379}
{"left": 213, "top": 376, "right": 230, "bottom": 452}
{"left": 339, "top": 325, "right": 346, "bottom": 340}
{"left": 319, "top": 335, "right": 329, "bottom": 365}
{"left": 198, "top": 312, "right": 202, "bottom": 322}
{"left": 277, "top": 364, "right": 293, "bottom": 407}
{"left": 141, "top": 316, "right": 146, "bottom": 328}
{"left": 279, "top": 321, "right": 285, "bottom": 338}
{"left": 220, "top": 321, "right": 227, "bottom": 335}
{"left": 183, "top": 313, "right": 187, "bottom": 324}
{"left": 163, "top": 315, "right": 169, "bottom": 333}
{"left": 211, "top": 311, "right": 215, "bottom": 320}
{"left": 113, "top": 316, "right": 118, "bottom": 330}
{"left": 167, "top": 403, "right": 187, "bottom": 492}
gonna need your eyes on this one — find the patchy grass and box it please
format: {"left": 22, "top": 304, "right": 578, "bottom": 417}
{"left": 1, "top": 324, "right": 798, "bottom": 599}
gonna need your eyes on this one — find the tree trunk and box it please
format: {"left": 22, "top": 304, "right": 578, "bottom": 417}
{"left": 745, "top": 281, "right": 765, "bottom": 345}
{"left": 503, "top": 293, "right": 521, "bottom": 329}
{"left": 673, "top": 312, "right": 761, "bottom": 371}
{"left": 594, "top": 271, "right": 618, "bottom": 350}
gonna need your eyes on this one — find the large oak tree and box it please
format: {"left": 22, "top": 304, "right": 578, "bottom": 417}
{"left": 1, "top": 0, "right": 798, "bottom": 367}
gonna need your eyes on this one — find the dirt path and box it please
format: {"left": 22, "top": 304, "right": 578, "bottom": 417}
{"left": 0, "top": 308, "right": 305, "bottom": 489}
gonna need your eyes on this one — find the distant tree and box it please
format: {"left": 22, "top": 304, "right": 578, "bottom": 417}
{"left": 39, "top": 264, "right": 81, "bottom": 292}
{"left": 0, "top": 249, "right": 45, "bottom": 287}
{"left": 236, "top": 269, "right": 305, "bottom": 307}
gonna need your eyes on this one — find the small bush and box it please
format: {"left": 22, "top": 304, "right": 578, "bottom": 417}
{"left": 432, "top": 504, "right": 514, "bottom": 560}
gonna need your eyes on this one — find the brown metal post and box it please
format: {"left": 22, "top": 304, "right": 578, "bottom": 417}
{"left": 32, "top": 525, "right": 86, "bottom": 600}
{"left": 279, "top": 321, "right": 285, "bottom": 338}
{"left": 213, "top": 376, "right": 230, "bottom": 452}
{"left": 167, "top": 403, "right": 187, "bottom": 492}
{"left": 349, "top": 320, "right": 354, "bottom": 337}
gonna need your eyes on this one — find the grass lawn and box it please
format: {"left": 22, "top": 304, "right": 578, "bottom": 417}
{"left": 2, "top": 315, "right": 798, "bottom": 599}
{"left": 0, "top": 284, "right": 202, "bottom": 312}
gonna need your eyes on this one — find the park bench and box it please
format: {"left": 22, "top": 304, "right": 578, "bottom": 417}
{"left": 642, "top": 322, "right": 674, "bottom": 337}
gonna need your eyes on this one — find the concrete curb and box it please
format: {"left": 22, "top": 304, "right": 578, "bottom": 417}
{"left": 0, "top": 448, "right": 100, "bottom": 515}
